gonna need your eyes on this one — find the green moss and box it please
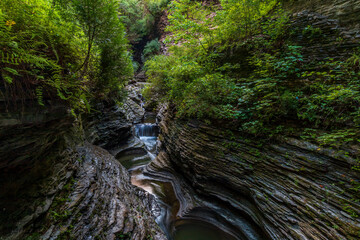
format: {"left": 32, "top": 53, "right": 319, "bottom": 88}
{"left": 302, "top": 25, "right": 323, "bottom": 42}
{"left": 57, "top": 224, "right": 74, "bottom": 240}
{"left": 115, "top": 232, "right": 131, "bottom": 240}
{"left": 24, "top": 233, "right": 41, "bottom": 240}
{"left": 144, "top": 0, "right": 360, "bottom": 148}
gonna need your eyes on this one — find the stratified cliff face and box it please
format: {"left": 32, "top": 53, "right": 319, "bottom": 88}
{"left": 284, "top": 0, "right": 360, "bottom": 28}
{"left": 0, "top": 97, "right": 165, "bottom": 239}
{"left": 35, "top": 143, "right": 164, "bottom": 240}
{"left": 0, "top": 104, "right": 76, "bottom": 238}
{"left": 141, "top": 4, "right": 360, "bottom": 239}
{"left": 152, "top": 105, "right": 360, "bottom": 240}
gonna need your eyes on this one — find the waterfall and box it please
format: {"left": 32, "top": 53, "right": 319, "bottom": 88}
{"left": 134, "top": 123, "right": 159, "bottom": 159}
{"left": 135, "top": 123, "right": 159, "bottom": 137}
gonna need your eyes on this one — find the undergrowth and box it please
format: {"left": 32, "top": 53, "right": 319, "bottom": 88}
{"left": 0, "top": 0, "right": 133, "bottom": 113}
{"left": 143, "top": 0, "right": 360, "bottom": 147}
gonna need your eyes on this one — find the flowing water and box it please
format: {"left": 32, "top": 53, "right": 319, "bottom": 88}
{"left": 134, "top": 123, "right": 158, "bottom": 158}
{"left": 115, "top": 122, "right": 158, "bottom": 171}
{"left": 116, "top": 113, "right": 265, "bottom": 240}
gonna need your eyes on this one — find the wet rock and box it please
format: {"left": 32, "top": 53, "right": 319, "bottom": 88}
{"left": 284, "top": 0, "right": 360, "bottom": 28}
{"left": 85, "top": 103, "right": 132, "bottom": 151}
{"left": 0, "top": 99, "right": 165, "bottom": 239}
{"left": 121, "top": 84, "right": 146, "bottom": 124}
{"left": 85, "top": 82, "right": 147, "bottom": 151}
{"left": 151, "top": 104, "right": 360, "bottom": 240}
{"left": 36, "top": 143, "right": 165, "bottom": 240}
{"left": 0, "top": 103, "right": 78, "bottom": 238}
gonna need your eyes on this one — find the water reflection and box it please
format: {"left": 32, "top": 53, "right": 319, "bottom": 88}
{"left": 131, "top": 168, "right": 238, "bottom": 240}
{"left": 118, "top": 119, "right": 243, "bottom": 240}
{"left": 174, "top": 220, "right": 237, "bottom": 240}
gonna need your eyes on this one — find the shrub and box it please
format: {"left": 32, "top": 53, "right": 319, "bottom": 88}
{"left": 0, "top": 0, "right": 133, "bottom": 111}
{"left": 0, "top": 0, "right": 87, "bottom": 108}
{"left": 144, "top": 0, "right": 360, "bottom": 145}
{"left": 120, "top": 0, "right": 169, "bottom": 43}
{"left": 142, "top": 39, "right": 161, "bottom": 62}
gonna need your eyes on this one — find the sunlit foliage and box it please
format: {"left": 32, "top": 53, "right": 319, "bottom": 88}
{"left": 144, "top": 0, "right": 360, "bottom": 144}
{"left": 0, "top": 0, "right": 133, "bottom": 112}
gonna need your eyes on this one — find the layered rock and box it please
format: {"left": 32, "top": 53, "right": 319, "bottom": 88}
{"left": 149, "top": 105, "right": 360, "bottom": 239}
{"left": 0, "top": 103, "right": 77, "bottom": 238}
{"left": 291, "top": 10, "right": 359, "bottom": 62}
{"left": 0, "top": 97, "right": 165, "bottom": 239}
{"left": 34, "top": 143, "right": 165, "bottom": 240}
{"left": 139, "top": 6, "right": 360, "bottom": 240}
{"left": 284, "top": 0, "right": 360, "bottom": 28}
{"left": 85, "top": 83, "right": 146, "bottom": 150}
{"left": 85, "top": 103, "right": 132, "bottom": 150}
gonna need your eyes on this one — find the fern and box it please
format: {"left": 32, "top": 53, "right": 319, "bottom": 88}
{"left": 0, "top": 0, "right": 132, "bottom": 111}
{"left": 2, "top": 73, "right": 13, "bottom": 84}
{"left": 3, "top": 67, "right": 20, "bottom": 76}
{"left": 36, "top": 86, "right": 45, "bottom": 106}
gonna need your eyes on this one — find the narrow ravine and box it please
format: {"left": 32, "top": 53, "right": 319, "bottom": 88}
{"left": 113, "top": 84, "right": 267, "bottom": 240}
{"left": 1, "top": 0, "right": 360, "bottom": 239}
{"left": 120, "top": 122, "right": 240, "bottom": 240}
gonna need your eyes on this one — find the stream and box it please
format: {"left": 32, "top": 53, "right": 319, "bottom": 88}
{"left": 113, "top": 109, "right": 268, "bottom": 240}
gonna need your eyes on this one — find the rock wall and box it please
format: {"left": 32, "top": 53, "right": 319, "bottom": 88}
{"left": 291, "top": 10, "right": 359, "bottom": 63}
{"left": 31, "top": 143, "right": 164, "bottom": 240}
{"left": 284, "top": 0, "right": 360, "bottom": 28}
{"left": 85, "top": 83, "right": 146, "bottom": 151}
{"left": 0, "top": 99, "right": 165, "bottom": 239}
{"left": 153, "top": 105, "right": 360, "bottom": 239}
{"left": 0, "top": 104, "right": 77, "bottom": 238}
{"left": 141, "top": 6, "right": 360, "bottom": 239}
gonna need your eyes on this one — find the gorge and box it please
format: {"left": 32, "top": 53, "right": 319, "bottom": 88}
{"left": 1, "top": 0, "right": 360, "bottom": 240}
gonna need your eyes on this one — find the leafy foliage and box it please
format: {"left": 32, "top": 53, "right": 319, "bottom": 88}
{"left": 70, "top": 0, "right": 133, "bottom": 97}
{"left": 0, "top": 0, "right": 82, "bottom": 107}
{"left": 119, "top": 0, "right": 169, "bottom": 43}
{"left": 142, "top": 39, "right": 161, "bottom": 62}
{"left": 145, "top": 0, "right": 280, "bottom": 120}
{"left": 0, "top": 0, "right": 133, "bottom": 112}
{"left": 144, "top": 0, "right": 360, "bottom": 145}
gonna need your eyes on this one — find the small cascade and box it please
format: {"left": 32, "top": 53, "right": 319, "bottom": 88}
{"left": 135, "top": 123, "right": 159, "bottom": 157}
{"left": 116, "top": 122, "right": 159, "bottom": 171}
{"left": 135, "top": 123, "right": 159, "bottom": 137}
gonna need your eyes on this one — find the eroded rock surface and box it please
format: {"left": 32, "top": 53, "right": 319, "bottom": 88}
{"left": 285, "top": 0, "right": 360, "bottom": 28}
{"left": 0, "top": 104, "right": 78, "bottom": 239}
{"left": 86, "top": 103, "right": 132, "bottom": 150}
{"left": 0, "top": 98, "right": 165, "bottom": 239}
{"left": 38, "top": 143, "right": 165, "bottom": 240}
{"left": 140, "top": 8, "right": 360, "bottom": 240}
{"left": 149, "top": 104, "right": 360, "bottom": 240}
